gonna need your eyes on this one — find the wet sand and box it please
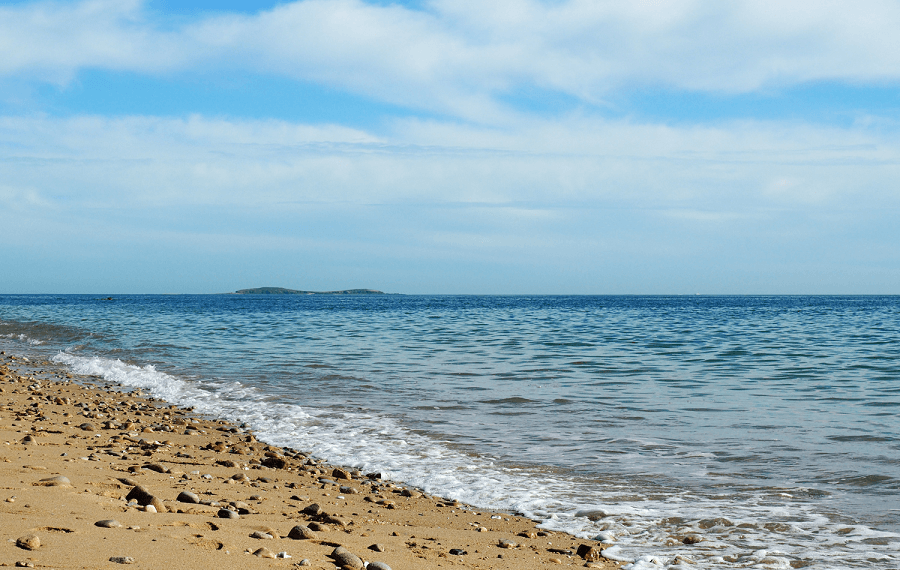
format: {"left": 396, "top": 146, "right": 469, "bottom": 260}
{"left": 0, "top": 351, "right": 618, "bottom": 569}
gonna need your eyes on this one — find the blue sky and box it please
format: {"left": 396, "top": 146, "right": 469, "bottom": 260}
{"left": 1, "top": 0, "right": 899, "bottom": 294}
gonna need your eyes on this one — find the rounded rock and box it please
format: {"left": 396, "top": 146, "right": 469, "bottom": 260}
{"left": 253, "top": 547, "right": 276, "bottom": 558}
{"left": 367, "top": 563, "right": 392, "bottom": 570}
{"left": 37, "top": 475, "right": 71, "bottom": 487}
{"left": 16, "top": 535, "right": 40, "bottom": 550}
{"left": 287, "top": 525, "right": 318, "bottom": 540}
{"left": 95, "top": 520, "right": 123, "bottom": 528}
{"left": 177, "top": 491, "right": 200, "bottom": 504}
{"left": 218, "top": 508, "right": 240, "bottom": 519}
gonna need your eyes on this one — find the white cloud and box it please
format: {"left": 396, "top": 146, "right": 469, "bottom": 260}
{"left": 1, "top": 112, "right": 897, "bottom": 215}
{"left": 3, "top": 0, "right": 900, "bottom": 120}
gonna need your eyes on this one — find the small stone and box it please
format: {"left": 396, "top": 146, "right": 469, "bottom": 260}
{"left": 332, "top": 468, "right": 352, "bottom": 480}
{"left": 449, "top": 548, "right": 467, "bottom": 555}
{"left": 144, "top": 463, "right": 168, "bottom": 474}
{"left": 302, "top": 503, "right": 322, "bottom": 515}
{"left": 144, "top": 505, "right": 157, "bottom": 513}
{"left": 307, "top": 522, "right": 329, "bottom": 532}
{"left": 261, "top": 456, "right": 286, "bottom": 469}
{"left": 368, "top": 543, "right": 385, "bottom": 552}
{"left": 177, "top": 491, "right": 200, "bottom": 504}
{"left": 576, "top": 544, "right": 603, "bottom": 561}
{"left": 298, "top": 559, "right": 311, "bottom": 566}
{"left": 218, "top": 508, "right": 240, "bottom": 519}
{"left": 331, "top": 546, "right": 364, "bottom": 570}
{"left": 366, "top": 563, "right": 392, "bottom": 570}
{"left": 498, "top": 539, "right": 517, "bottom": 549}
{"left": 683, "top": 535, "right": 702, "bottom": 545}
{"left": 16, "top": 535, "right": 40, "bottom": 550}
{"left": 478, "top": 526, "right": 487, "bottom": 532}
{"left": 276, "top": 551, "right": 291, "bottom": 558}
{"left": 340, "top": 485, "right": 359, "bottom": 494}
{"left": 253, "top": 547, "right": 276, "bottom": 558}
{"left": 549, "top": 557, "right": 562, "bottom": 564}
{"left": 288, "top": 525, "right": 318, "bottom": 540}
{"left": 21, "top": 435, "right": 37, "bottom": 445}
{"left": 79, "top": 422, "right": 96, "bottom": 431}
{"left": 518, "top": 530, "right": 537, "bottom": 539}
{"left": 36, "top": 475, "right": 72, "bottom": 487}
{"left": 109, "top": 556, "right": 135, "bottom": 564}
{"left": 96, "top": 519, "right": 123, "bottom": 528}
{"left": 323, "top": 514, "right": 348, "bottom": 526}
{"left": 15, "top": 562, "right": 35, "bottom": 568}
{"left": 250, "top": 531, "right": 273, "bottom": 539}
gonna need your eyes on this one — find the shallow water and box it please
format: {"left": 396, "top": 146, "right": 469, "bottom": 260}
{"left": 2, "top": 294, "right": 898, "bottom": 568}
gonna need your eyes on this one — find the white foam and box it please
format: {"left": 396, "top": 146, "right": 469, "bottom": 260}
{"left": 49, "top": 351, "right": 900, "bottom": 570}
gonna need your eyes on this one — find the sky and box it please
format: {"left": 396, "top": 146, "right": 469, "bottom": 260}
{"left": 1, "top": 0, "right": 899, "bottom": 294}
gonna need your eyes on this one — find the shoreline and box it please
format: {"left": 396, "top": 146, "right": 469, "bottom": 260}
{"left": 0, "top": 350, "right": 619, "bottom": 569}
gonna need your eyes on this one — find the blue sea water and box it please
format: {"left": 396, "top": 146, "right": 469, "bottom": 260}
{"left": 1, "top": 294, "right": 898, "bottom": 569}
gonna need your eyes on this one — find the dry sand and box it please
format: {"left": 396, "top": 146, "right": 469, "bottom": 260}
{"left": 0, "top": 351, "right": 619, "bottom": 569}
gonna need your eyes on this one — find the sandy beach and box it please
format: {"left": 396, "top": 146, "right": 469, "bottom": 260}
{"left": 0, "top": 351, "right": 619, "bottom": 570}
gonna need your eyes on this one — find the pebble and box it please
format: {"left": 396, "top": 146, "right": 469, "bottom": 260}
{"left": 449, "top": 548, "right": 467, "bottom": 555}
{"left": 144, "top": 505, "right": 157, "bottom": 513}
{"left": 549, "top": 557, "right": 562, "bottom": 564}
{"left": 177, "top": 491, "right": 200, "bottom": 504}
{"left": 332, "top": 468, "right": 352, "bottom": 480}
{"left": 144, "top": 463, "right": 169, "bottom": 474}
{"left": 15, "top": 562, "right": 34, "bottom": 568}
{"left": 340, "top": 485, "right": 359, "bottom": 494}
{"left": 276, "top": 551, "right": 291, "bottom": 559}
{"left": 683, "top": 535, "right": 703, "bottom": 545}
{"left": 298, "top": 559, "right": 311, "bottom": 566}
{"left": 288, "top": 525, "right": 318, "bottom": 540}
{"left": 16, "top": 535, "right": 40, "bottom": 550}
{"left": 95, "top": 519, "right": 123, "bottom": 528}
{"left": 36, "top": 475, "right": 72, "bottom": 487}
{"left": 302, "top": 503, "right": 322, "bottom": 515}
{"left": 218, "top": 508, "right": 240, "bottom": 519}
{"left": 250, "top": 531, "right": 273, "bottom": 539}
{"left": 369, "top": 543, "right": 386, "bottom": 552}
{"left": 109, "top": 557, "right": 135, "bottom": 564}
{"left": 366, "top": 563, "right": 392, "bottom": 570}
{"left": 253, "top": 547, "right": 276, "bottom": 558}
{"left": 79, "top": 422, "right": 96, "bottom": 431}
{"left": 576, "top": 544, "right": 603, "bottom": 561}
{"left": 331, "top": 546, "right": 364, "bottom": 570}
{"left": 498, "top": 539, "right": 517, "bottom": 549}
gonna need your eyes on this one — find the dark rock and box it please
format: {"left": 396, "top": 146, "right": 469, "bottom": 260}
{"left": 340, "top": 485, "right": 359, "bottom": 494}
{"left": 366, "top": 472, "right": 382, "bottom": 480}
{"left": 449, "top": 548, "right": 467, "bottom": 555}
{"left": 323, "top": 514, "right": 349, "bottom": 526}
{"left": 217, "top": 508, "right": 239, "bottom": 519}
{"left": 368, "top": 543, "right": 385, "bottom": 552}
{"left": 253, "top": 547, "right": 276, "bottom": 558}
{"left": 261, "top": 456, "right": 286, "bottom": 469}
{"left": 576, "top": 544, "right": 603, "bottom": 561}
{"left": 288, "top": 525, "right": 318, "bottom": 540}
{"left": 177, "top": 491, "right": 200, "bottom": 504}
{"left": 302, "top": 503, "right": 322, "bottom": 515}
{"left": 95, "top": 520, "right": 123, "bottom": 528}
{"left": 308, "top": 522, "right": 329, "bottom": 532}
{"left": 683, "top": 535, "right": 703, "bottom": 544}
{"left": 125, "top": 485, "right": 153, "bottom": 505}
{"left": 548, "top": 548, "right": 573, "bottom": 555}
{"left": 109, "top": 557, "right": 135, "bottom": 564}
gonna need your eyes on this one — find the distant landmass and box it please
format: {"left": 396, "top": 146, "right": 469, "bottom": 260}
{"left": 233, "top": 287, "right": 385, "bottom": 295}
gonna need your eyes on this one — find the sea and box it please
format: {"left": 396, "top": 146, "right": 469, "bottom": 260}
{"left": 0, "top": 294, "right": 897, "bottom": 569}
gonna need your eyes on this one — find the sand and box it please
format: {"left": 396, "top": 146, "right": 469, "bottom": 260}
{"left": 0, "top": 351, "right": 619, "bottom": 569}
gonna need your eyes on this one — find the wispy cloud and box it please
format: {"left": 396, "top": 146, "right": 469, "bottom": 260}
{"left": 3, "top": 0, "right": 900, "bottom": 121}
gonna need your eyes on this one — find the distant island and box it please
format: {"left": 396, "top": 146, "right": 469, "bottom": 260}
{"left": 232, "top": 287, "right": 385, "bottom": 295}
